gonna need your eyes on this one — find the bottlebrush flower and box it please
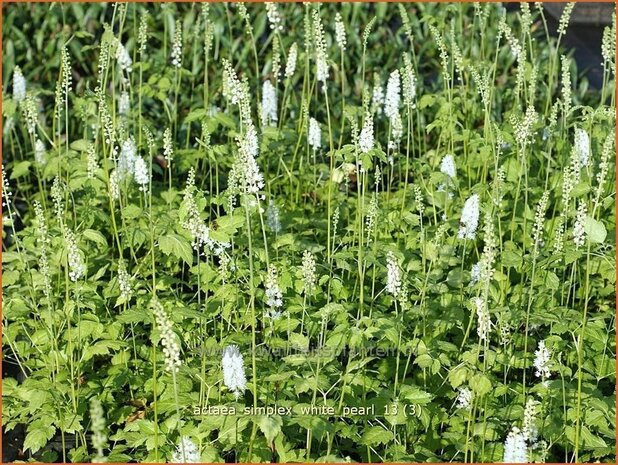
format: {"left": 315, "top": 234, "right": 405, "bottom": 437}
{"left": 261, "top": 80, "right": 278, "bottom": 127}
{"left": 64, "top": 229, "right": 85, "bottom": 281}
{"left": 222, "top": 345, "right": 246, "bottom": 399}
{"left": 313, "top": 9, "right": 328, "bottom": 83}
{"left": 118, "top": 137, "right": 137, "bottom": 181}
{"left": 384, "top": 70, "right": 401, "bottom": 119}
{"left": 151, "top": 298, "right": 181, "bottom": 373}
{"left": 117, "top": 260, "right": 132, "bottom": 300}
{"left": 133, "top": 156, "right": 150, "bottom": 192}
{"left": 473, "top": 297, "right": 491, "bottom": 341}
{"left": 116, "top": 40, "right": 132, "bottom": 73}
{"left": 13, "top": 66, "right": 26, "bottom": 103}
{"left": 458, "top": 194, "right": 480, "bottom": 240}
{"left": 266, "top": 200, "right": 282, "bottom": 233}
{"left": 118, "top": 90, "right": 130, "bottom": 116}
{"left": 163, "top": 127, "right": 174, "bottom": 163}
{"left": 335, "top": 13, "right": 347, "bottom": 50}
{"left": 171, "top": 20, "right": 183, "bottom": 68}
{"left": 522, "top": 398, "right": 539, "bottom": 443}
{"left": 308, "top": 117, "right": 321, "bottom": 150}
{"left": 87, "top": 144, "right": 99, "bottom": 179}
{"left": 440, "top": 154, "right": 456, "bottom": 179}
{"left": 89, "top": 398, "right": 107, "bottom": 462}
{"left": 372, "top": 74, "right": 384, "bottom": 114}
{"left": 109, "top": 170, "right": 120, "bottom": 201}
{"left": 386, "top": 251, "right": 402, "bottom": 298}
{"left": 171, "top": 437, "right": 200, "bottom": 463}
{"left": 503, "top": 426, "right": 528, "bottom": 463}
{"left": 301, "top": 250, "right": 317, "bottom": 294}
{"left": 265, "top": 264, "right": 283, "bottom": 318}
{"left": 574, "top": 127, "right": 590, "bottom": 168}
{"left": 34, "top": 139, "right": 46, "bottom": 166}
{"left": 181, "top": 168, "right": 213, "bottom": 250}
{"left": 401, "top": 54, "right": 417, "bottom": 107}
{"left": 573, "top": 200, "right": 587, "bottom": 248}
{"left": 265, "top": 2, "right": 284, "bottom": 32}
{"left": 534, "top": 340, "right": 551, "bottom": 381}
{"left": 285, "top": 43, "right": 298, "bottom": 79}
{"left": 358, "top": 113, "right": 374, "bottom": 153}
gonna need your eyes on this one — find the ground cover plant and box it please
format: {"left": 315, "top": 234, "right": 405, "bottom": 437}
{"left": 1, "top": 2, "right": 616, "bottom": 463}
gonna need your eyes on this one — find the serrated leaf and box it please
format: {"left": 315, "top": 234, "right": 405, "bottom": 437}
{"left": 24, "top": 424, "right": 56, "bottom": 454}
{"left": 360, "top": 426, "right": 393, "bottom": 446}
{"left": 258, "top": 415, "right": 282, "bottom": 445}
{"left": 159, "top": 234, "right": 193, "bottom": 265}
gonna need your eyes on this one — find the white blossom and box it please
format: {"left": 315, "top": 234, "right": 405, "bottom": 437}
{"left": 266, "top": 200, "right": 281, "bottom": 233}
{"left": 133, "top": 156, "right": 150, "bottom": 192}
{"left": 118, "top": 91, "right": 130, "bottom": 116}
{"left": 503, "top": 427, "right": 528, "bottom": 463}
{"left": 116, "top": 41, "right": 132, "bottom": 73}
{"left": 222, "top": 345, "right": 246, "bottom": 399}
{"left": 265, "top": 2, "right": 284, "bottom": 32}
{"left": 34, "top": 139, "right": 46, "bottom": 166}
{"left": 109, "top": 170, "right": 120, "bottom": 200}
{"left": 171, "top": 20, "right": 183, "bottom": 68}
{"left": 285, "top": 43, "right": 298, "bottom": 79}
{"left": 335, "top": 13, "right": 347, "bottom": 50}
{"left": 86, "top": 144, "right": 98, "bottom": 180}
{"left": 118, "top": 137, "right": 137, "bottom": 181}
{"left": 386, "top": 251, "right": 402, "bottom": 298}
{"left": 163, "top": 127, "right": 174, "bottom": 163}
{"left": 151, "top": 298, "right": 181, "bottom": 373}
{"left": 458, "top": 194, "right": 480, "bottom": 240}
{"left": 456, "top": 387, "right": 473, "bottom": 409}
{"left": 522, "top": 398, "right": 539, "bottom": 443}
{"left": 64, "top": 229, "right": 85, "bottom": 281}
{"left": 372, "top": 76, "right": 384, "bottom": 114}
{"left": 301, "top": 250, "right": 317, "bottom": 294}
{"left": 574, "top": 127, "right": 590, "bottom": 168}
{"left": 534, "top": 340, "right": 551, "bottom": 380}
{"left": 261, "top": 80, "right": 278, "bottom": 127}
{"left": 265, "top": 265, "right": 283, "bottom": 318}
{"left": 117, "top": 260, "right": 132, "bottom": 300}
{"left": 13, "top": 66, "right": 26, "bottom": 103}
{"left": 384, "top": 70, "right": 401, "bottom": 119}
{"left": 358, "top": 113, "right": 374, "bottom": 153}
{"left": 440, "top": 154, "right": 456, "bottom": 179}
{"left": 171, "top": 437, "right": 200, "bottom": 463}
{"left": 473, "top": 297, "right": 492, "bottom": 341}
{"left": 573, "top": 200, "right": 587, "bottom": 248}
{"left": 89, "top": 398, "right": 107, "bottom": 461}
{"left": 308, "top": 117, "right": 321, "bottom": 150}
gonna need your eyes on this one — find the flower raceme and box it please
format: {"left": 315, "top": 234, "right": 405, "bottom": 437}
{"left": 151, "top": 299, "right": 181, "bottom": 373}
{"left": 458, "top": 194, "right": 480, "bottom": 240}
{"left": 222, "top": 345, "right": 246, "bottom": 399}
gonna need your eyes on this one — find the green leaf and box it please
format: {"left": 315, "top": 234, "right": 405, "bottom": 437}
{"left": 24, "top": 424, "right": 56, "bottom": 454}
{"left": 360, "top": 426, "right": 394, "bottom": 446}
{"left": 83, "top": 229, "right": 108, "bottom": 249}
{"left": 70, "top": 139, "right": 91, "bottom": 152}
{"left": 10, "top": 161, "right": 30, "bottom": 178}
{"left": 584, "top": 216, "right": 607, "bottom": 244}
{"left": 470, "top": 374, "right": 492, "bottom": 396}
{"left": 185, "top": 108, "right": 209, "bottom": 123}
{"left": 159, "top": 234, "right": 193, "bottom": 265}
{"left": 258, "top": 415, "right": 282, "bottom": 445}
{"left": 123, "top": 204, "right": 143, "bottom": 220}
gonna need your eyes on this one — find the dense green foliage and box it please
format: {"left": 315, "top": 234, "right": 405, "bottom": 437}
{"left": 2, "top": 2, "right": 616, "bottom": 463}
